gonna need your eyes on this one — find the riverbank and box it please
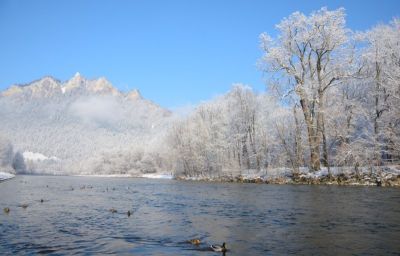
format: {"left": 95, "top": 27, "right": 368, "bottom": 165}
{"left": 175, "top": 166, "right": 400, "bottom": 187}
{"left": 5, "top": 168, "right": 400, "bottom": 186}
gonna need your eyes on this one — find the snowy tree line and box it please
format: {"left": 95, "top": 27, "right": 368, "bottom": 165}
{"left": 167, "top": 8, "right": 400, "bottom": 177}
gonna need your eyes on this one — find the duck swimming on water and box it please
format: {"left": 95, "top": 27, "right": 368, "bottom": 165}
{"left": 211, "top": 242, "right": 227, "bottom": 252}
{"left": 188, "top": 239, "right": 201, "bottom": 245}
{"left": 18, "top": 203, "right": 29, "bottom": 209}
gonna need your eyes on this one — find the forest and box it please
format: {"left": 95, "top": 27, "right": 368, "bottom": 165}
{"left": 1, "top": 8, "right": 399, "bottom": 184}
{"left": 169, "top": 8, "right": 400, "bottom": 180}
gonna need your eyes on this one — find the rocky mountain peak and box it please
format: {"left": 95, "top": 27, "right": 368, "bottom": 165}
{"left": 126, "top": 89, "right": 142, "bottom": 101}
{"left": 87, "top": 77, "right": 121, "bottom": 96}
{"left": 1, "top": 74, "right": 153, "bottom": 104}
{"left": 62, "top": 72, "right": 86, "bottom": 92}
{"left": 1, "top": 76, "right": 61, "bottom": 98}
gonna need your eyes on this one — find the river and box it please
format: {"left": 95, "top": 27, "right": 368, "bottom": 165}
{"left": 1, "top": 175, "right": 399, "bottom": 255}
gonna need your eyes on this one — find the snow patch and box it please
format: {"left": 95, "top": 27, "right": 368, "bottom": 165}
{"left": 23, "top": 151, "right": 60, "bottom": 162}
{"left": 72, "top": 173, "right": 173, "bottom": 180}
{"left": 141, "top": 173, "right": 173, "bottom": 179}
{"left": 0, "top": 172, "right": 15, "bottom": 181}
{"left": 75, "top": 174, "right": 133, "bottom": 178}
{"left": 74, "top": 173, "right": 173, "bottom": 179}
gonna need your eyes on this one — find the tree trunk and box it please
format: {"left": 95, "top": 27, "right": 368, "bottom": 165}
{"left": 242, "top": 135, "right": 250, "bottom": 169}
{"left": 300, "top": 97, "right": 321, "bottom": 172}
{"left": 248, "top": 114, "right": 260, "bottom": 169}
{"left": 276, "top": 123, "right": 298, "bottom": 172}
{"left": 374, "top": 60, "right": 382, "bottom": 166}
{"left": 293, "top": 106, "right": 304, "bottom": 169}
{"left": 315, "top": 54, "right": 329, "bottom": 173}
{"left": 318, "top": 92, "right": 330, "bottom": 175}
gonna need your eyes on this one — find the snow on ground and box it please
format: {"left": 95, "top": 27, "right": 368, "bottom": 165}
{"left": 23, "top": 151, "right": 60, "bottom": 161}
{"left": 236, "top": 168, "right": 291, "bottom": 179}
{"left": 0, "top": 172, "right": 15, "bottom": 181}
{"left": 239, "top": 166, "right": 400, "bottom": 180}
{"left": 141, "top": 173, "right": 173, "bottom": 179}
{"left": 75, "top": 174, "right": 133, "bottom": 178}
{"left": 75, "top": 173, "right": 173, "bottom": 179}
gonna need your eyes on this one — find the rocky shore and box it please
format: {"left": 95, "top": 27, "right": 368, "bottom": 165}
{"left": 175, "top": 166, "right": 400, "bottom": 187}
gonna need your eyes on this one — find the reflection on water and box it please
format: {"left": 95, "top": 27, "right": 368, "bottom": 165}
{"left": 1, "top": 175, "right": 400, "bottom": 255}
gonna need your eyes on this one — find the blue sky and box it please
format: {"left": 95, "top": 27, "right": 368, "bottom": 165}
{"left": 0, "top": 0, "right": 399, "bottom": 109}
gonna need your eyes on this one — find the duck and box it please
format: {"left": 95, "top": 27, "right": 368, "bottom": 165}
{"left": 18, "top": 203, "right": 29, "bottom": 209}
{"left": 40, "top": 199, "right": 44, "bottom": 203}
{"left": 109, "top": 208, "right": 117, "bottom": 213}
{"left": 127, "top": 210, "right": 132, "bottom": 217}
{"left": 3, "top": 207, "right": 10, "bottom": 214}
{"left": 211, "top": 242, "right": 227, "bottom": 252}
{"left": 188, "top": 239, "right": 201, "bottom": 245}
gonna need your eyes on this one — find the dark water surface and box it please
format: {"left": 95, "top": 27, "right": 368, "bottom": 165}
{"left": 1, "top": 175, "right": 400, "bottom": 255}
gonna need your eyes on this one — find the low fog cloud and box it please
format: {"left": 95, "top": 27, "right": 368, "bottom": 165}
{"left": 69, "top": 96, "right": 124, "bottom": 125}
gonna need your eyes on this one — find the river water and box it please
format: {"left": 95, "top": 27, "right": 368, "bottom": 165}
{"left": 0, "top": 175, "right": 399, "bottom": 255}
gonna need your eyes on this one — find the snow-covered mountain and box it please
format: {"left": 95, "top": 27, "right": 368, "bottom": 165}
{"left": 3, "top": 72, "right": 144, "bottom": 100}
{"left": 0, "top": 74, "right": 172, "bottom": 175}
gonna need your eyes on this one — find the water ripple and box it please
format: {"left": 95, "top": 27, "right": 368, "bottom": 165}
{"left": 0, "top": 175, "right": 399, "bottom": 255}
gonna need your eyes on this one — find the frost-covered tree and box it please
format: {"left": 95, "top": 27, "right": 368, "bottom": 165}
{"left": 0, "top": 136, "right": 16, "bottom": 174}
{"left": 12, "top": 151, "right": 26, "bottom": 173}
{"left": 169, "top": 99, "right": 229, "bottom": 176}
{"left": 226, "top": 85, "right": 259, "bottom": 169}
{"left": 260, "top": 7, "right": 351, "bottom": 171}
{"left": 169, "top": 85, "right": 285, "bottom": 177}
{"left": 360, "top": 18, "right": 400, "bottom": 164}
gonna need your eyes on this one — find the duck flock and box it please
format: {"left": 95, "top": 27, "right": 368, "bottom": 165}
{"left": 2, "top": 182, "right": 228, "bottom": 254}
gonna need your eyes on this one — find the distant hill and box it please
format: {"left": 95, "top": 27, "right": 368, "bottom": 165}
{"left": 0, "top": 73, "right": 172, "bottom": 175}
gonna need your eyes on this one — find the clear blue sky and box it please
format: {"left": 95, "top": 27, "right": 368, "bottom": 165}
{"left": 0, "top": 0, "right": 399, "bottom": 109}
